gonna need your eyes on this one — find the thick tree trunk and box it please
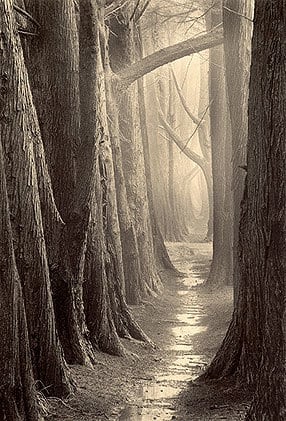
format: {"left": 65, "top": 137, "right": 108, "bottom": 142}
{"left": 200, "top": 0, "right": 254, "bottom": 383}
{"left": 0, "top": 134, "right": 40, "bottom": 420}
{"left": 244, "top": 1, "right": 286, "bottom": 418}
{"left": 80, "top": 2, "right": 150, "bottom": 353}
{"left": 200, "top": 6, "right": 286, "bottom": 411}
{"left": 23, "top": 0, "right": 94, "bottom": 366}
{"left": 1, "top": 0, "right": 72, "bottom": 397}
{"left": 109, "top": 10, "right": 162, "bottom": 298}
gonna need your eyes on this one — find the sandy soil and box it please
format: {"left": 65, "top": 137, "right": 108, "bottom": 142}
{"left": 47, "top": 242, "right": 250, "bottom": 421}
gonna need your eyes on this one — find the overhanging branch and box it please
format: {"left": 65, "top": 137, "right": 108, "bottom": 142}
{"left": 117, "top": 24, "right": 223, "bottom": 85}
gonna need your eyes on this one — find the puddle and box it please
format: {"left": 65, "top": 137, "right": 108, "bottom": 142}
{"left": 118, "top": 244, "right": 211, "bottom": 421}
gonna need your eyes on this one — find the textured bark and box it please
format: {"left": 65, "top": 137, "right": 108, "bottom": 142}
{"left": 244, "top": 1, "right": 286, "bottom": 418}
{"left": 81, "top": 2, "right": 150, "bottom": 353}
{"left": 201, "top": 4, "right": 286, "bottom": 407}
{"left": 23, "top": 0, "right": 94, "bottom": 366}
{"left": 0, "top": 0, "right": 71, "bottom": 397}
{"left": 109, "top": 9, "right": 162, "bottom": 298}
{"left": 201, "top": 0, "right": 254, "bottom": 382}
{"left": 105, "top": 79, "right": 145, "bottom": 305}
{"left": 0, "top": 127, "right": 40, "bottom": 420}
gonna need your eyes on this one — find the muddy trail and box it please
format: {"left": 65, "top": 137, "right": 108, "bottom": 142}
{"left": 50, "top": 243, "right": 250, "bottom": 421}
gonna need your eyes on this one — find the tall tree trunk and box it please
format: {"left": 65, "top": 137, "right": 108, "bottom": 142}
{"left": 80, "top": 1, "right": 150, "bottom": 353}
{"left": 223, "top": 0, "right": 253, "bottom": 298}
{"left": 109, "top": 8, "right": 162, "bottom": 297}
{"left": 200, "top": 0, "right": 254, "bottom": 383}
{"left": 0, "top": 130, "right": 40, "bottom": 420}
{"left": 136, "top": 26, "right": 181, "bottom": 275}
{"left": 244, "top": 1, "right": 286, "bottom": 418}
{"left": 206, "top": 7, "right": 233, "bottom": 287}
{"left": 1, "top": 0, "right": 72, "bottom": 397}
{"left": 23, "top": 0, "right": 94, "bottom": 366}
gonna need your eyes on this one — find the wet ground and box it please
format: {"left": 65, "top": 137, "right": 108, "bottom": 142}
{"left": 118, "top": 243, "right": 212, "bottom": 420}
{"left": 50, "top": 242, "right": 249, "bottom": 421}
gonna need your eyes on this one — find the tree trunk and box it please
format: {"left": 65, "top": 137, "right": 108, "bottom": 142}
{"left": 223, "top": 0, "right": 253, "bottom": 299}
{"left": 1, "top": 0, "right": 72, "bottom": 397}
{"left": 109, "top": 9, "right": 162, "bottom": 298}
{"left": 244, "top": 1, "right": 286, "bottom": 418}
{"left": 80, "top": 2, "right": 150, "bottom": 353}
{"left": 0, "top": 128, "right": 40, "bottom": 420}
{"left": 206, "top": 8, "right": 233, "bottom": 287}
{"left": 23, "top": 0, "right": 94, "bottom": 366}
{"left": 135, "top": 25, "right": 181, "bottom": 274}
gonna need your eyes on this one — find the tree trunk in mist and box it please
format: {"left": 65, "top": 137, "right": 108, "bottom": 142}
{"left": 109, "top": 9, "right": 162, "bottom": 298}
{"left": 223, "top": 0, "right": 253, "bottom": 297}
{"left": 23, "top": 0, "right": 95, "bottom": 366}
{"left": 1, "top": 0, "right": 72, "bottom": 397}
{"left": 198, "top": 58, "right": 213, "bottom": 240}
{"left": 136, "top": 27, "right": 181, "bottom": 275}
{"left": 206, "top": 8, "right": 233, "bottom": 287}
{"left": 80, "top": 2, "right": 150, "bottom": 353}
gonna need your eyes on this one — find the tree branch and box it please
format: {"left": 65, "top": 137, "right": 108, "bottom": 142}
{"left": 158, "top": 109, "right": 205, "bottom": 170}
{"left": 118, "top": 24, "right": 223, "bottom": 85}
{"left": 105, "top": 0, "right": 130, "bottom": 18}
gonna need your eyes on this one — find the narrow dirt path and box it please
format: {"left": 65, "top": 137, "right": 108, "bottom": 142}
{"left": 50, "top": 242, "right": 249, "bottom": 421}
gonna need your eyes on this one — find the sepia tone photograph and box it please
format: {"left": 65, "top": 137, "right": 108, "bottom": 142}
{"left": 0, "top": 0, "right": 284, "bottom": 420}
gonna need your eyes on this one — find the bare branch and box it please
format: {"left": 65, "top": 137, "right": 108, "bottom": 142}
{"left": 14, "top": 5, "right": 40, "bottom": 27}
{"left": 135, "top": 0, "right": 151, "bottom": 23}
{"left": 171, "top": 66, "right": 200, "bottom": 125}
{"left": 130, "top": 0, "right": 140, "bottom": 21}
{"left": 118, "top": 24, "right": 223, "bottom": 85}
{"left": 105, "top": 0, "right": 130, "bottom": 18}
{"left": 223, "top": 5, "right": 253, "bottom": 22}
{"left": 158, "top": 109, "right": 205, "bottom": 169}
{"left": 182, "top": 102, "right": 212, "bottom": 152}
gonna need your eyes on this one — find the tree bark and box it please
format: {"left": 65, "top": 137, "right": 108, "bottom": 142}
{"left": 244, "top": 1, "right": 286, "bottom": 418}
{"left": 1, "top": 0, "right": 72, "bottom": 397}
{"left": 109, "top": 7, "right": 162, "bottom": 298}
{"left": 0, "top": 126, "right": 40, "bottom": 420}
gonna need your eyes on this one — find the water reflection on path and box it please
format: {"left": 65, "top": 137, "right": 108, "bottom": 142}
{"left": 118, "top": 243, "right": 211, "bottom": 421}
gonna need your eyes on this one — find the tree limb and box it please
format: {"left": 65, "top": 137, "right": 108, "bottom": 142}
{"left": 117, "top": 24, "right": 223, "bottom": 85}
{"left": 14, "top": 5, "right": 40, "bottom": 27}
{"left": 105, "top": 0, "right": 130, "bottom": 18}
{"left": 158, "top": 109, "right": 205, "bottom": 169}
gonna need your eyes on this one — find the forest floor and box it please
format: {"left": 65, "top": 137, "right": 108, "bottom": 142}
{"left": 48, "top": 242, "right": 250, "bottom": 421}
